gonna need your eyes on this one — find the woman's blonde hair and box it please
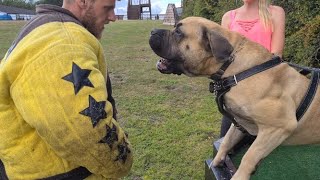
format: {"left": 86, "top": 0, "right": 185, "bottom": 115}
{"left": 258, "top": 0, "right": 273, "bottom": 31}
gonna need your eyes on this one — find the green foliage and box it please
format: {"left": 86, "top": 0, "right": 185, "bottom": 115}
{"left": 203, "top": 0, "right": 237, "bottom": 23}
{"left": 183, "top": 0, "right": 237, "bottom": 23}
{"left": 182, "top": 0, "right": 320, "bottom": 67}
{"left": 35, "top": 0, "right": 63, "bottom": 6}
{"left": 273, "top": 0, "right": 320, "bottom": 67}
{"left": 274, "top": 0, "right": 320, "bottom": 36}
{"left": 182, "top": 0, "right": 195, "bottom": 17}
{"left": 284, "top": 15, "right": 320, "bottom": 67}
{"left": 0, "top": 0, "right": 35, "bottom": 10}
{"left": 0, "top": 0, "right": 66, "bottom": 13}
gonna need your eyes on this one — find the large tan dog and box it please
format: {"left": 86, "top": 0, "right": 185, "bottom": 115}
{"left": 149, "top": 17, "right": 320, "bottom": 180}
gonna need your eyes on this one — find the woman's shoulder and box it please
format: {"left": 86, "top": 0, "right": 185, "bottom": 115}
{"left": 221, "top": 10, "right": 233, "bottom": 28}
{"left": 270, "top": 5, "right": 285, "bottom": 31}
{"left": 222, "top": 8, "right": 238, "bottom": 22}
{"left": 270, "top": 5, "right": 285, "bottom": 16}
{"left": 222, "top": 8, "right": 239, "bottom": 17}
{"left": 222, "top": 10, "right": 232, "bottom": 20}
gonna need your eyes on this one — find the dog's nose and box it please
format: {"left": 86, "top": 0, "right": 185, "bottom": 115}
{"left": 150, "top": 29, "right": 167, "bottom": 36}
{"left": 151, "top": 29, "right": 160, "bottom": 36}
{"left": 149, "top": 29, "right": 163, "bottom": 50}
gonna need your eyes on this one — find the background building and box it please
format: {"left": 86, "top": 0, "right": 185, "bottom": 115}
{"left": 0, "top": 4, "right": 35, "bottom": 20}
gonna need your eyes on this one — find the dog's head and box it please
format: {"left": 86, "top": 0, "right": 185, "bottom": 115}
{"left": 149, "top": 17, "right": 234, "bottom": 77}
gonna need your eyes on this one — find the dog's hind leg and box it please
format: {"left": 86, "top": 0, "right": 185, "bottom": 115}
{"left": 212, "top": 124, "right": 246, "bottom": 167}
{"left": 231, "top": 125, "right": 296, "bottom": 180}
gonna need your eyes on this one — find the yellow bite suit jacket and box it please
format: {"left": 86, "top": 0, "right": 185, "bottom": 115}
{"left": 0, "top": 4, "right": 132, "bottom": 180}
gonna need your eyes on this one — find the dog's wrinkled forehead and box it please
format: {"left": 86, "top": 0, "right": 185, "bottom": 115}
{"left": 172, "top": 17, "right": 234, "bottom": 63}
{"left": 174, "top": 21, "right": 202, "bottom": 38}
{"left": 178, "top": 17, "right": 222, "bottom": 32}
{"left": 172, "top": 21, "right": 207, "bottom": 48}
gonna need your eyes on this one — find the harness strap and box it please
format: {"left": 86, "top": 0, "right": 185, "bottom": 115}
{"left": 210, "top": 38, "right": 247, "bottom": 81}
{"left": 287, "top": 62, "right": 319, "bottom": 74}
{"left": 296, "top": 70, "right": 320, "bottom": 121}
{"left": 216, "top": 89, "right": 248, "bottom": 133}
{"left": 209, "top": 56, "right": 282, "bottom": 134}
{"left": 0, "top": 159, "right": 91, "bottom": 180}
{"left": 211, "top": 56, "right": 282, "bottom": 93}
{"left": 210, "top": 55, "right": 319, "bottom": 134}
{"left": 210, "top": 55, "right": 235, "bottom": 81}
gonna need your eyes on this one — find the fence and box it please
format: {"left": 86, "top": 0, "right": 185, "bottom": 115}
{"left": 116, "top": 14, "right": 166, "bottom": 20}
{"left": 129, "top": 0, "right": 150, "bottom": 5}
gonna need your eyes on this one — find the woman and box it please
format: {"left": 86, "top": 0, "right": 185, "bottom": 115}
{"left": 220, "top": 0, "right": 285, "bottom": 137}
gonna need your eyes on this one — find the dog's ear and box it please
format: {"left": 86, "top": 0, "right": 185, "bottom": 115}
{"left": 203, "top": 28, "right": 234, "bottom": 62}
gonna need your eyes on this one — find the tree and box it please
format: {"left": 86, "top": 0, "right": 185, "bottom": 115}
{"left": 181, "top": 0, "right": 320, "bottom": 67}
{"left": 0, "top": 0, "right": 35, "bottom": 10}
{"left": 35, "top": 0, "right": 63, "bottom": 6}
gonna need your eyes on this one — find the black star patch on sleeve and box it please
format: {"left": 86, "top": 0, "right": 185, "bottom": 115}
{"left": 99, "top": 124, "right": 118, "bottom": 148}
{"left": 80, "top": 95, "right": 107, "bottom": 127}
{"left": 62, "top": 62, "right": 94, "bottom": 94}
{"left": 115, "top": 140, "right": 131, "bottom": 163}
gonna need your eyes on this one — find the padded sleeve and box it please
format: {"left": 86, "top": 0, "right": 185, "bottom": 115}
{"left": 10, "top": 44, "right": 133, "bottom": 178}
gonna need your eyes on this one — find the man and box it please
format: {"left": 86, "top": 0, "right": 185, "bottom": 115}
{"left": 0, "top": 0, "right": 132, "bottom": 179}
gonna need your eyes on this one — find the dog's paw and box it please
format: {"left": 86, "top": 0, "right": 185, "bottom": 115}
{"left": 212, "top": 155, "right": 226, "bottom": 167}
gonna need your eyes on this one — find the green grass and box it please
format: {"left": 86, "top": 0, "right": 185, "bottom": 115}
{"left": 0, "top": 21, "right": 26, "bottom": 56}
{"left": 0, "top": 20, "right": 222, "bottom": 179}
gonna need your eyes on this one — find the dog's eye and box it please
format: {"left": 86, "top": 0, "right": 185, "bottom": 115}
{"left": 174, "top": 29, "right": 183, "bottom": 36}
{"left": 173, "top": 28, "right": 184, "bottom": 42}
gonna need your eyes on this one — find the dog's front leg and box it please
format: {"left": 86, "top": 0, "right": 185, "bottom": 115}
{"left": 232, "top": 126, "right": 295, "bottom": 180}
{"left": 212, "top": 124, "right": 245, "bottom": 166}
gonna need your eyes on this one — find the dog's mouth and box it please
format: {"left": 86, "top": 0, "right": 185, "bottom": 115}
{"left": 156, "top": 58, "right": 171, "bottom": 74}
{"left": 156, "top": 58, "right": 182, "bottom": 75}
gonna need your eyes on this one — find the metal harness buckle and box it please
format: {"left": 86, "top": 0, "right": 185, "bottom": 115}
{"left": 233, "top": 75, "right": 238, "bottom": 85}
{"left": 209, "top": 81, "right": 223, "bottom": 96}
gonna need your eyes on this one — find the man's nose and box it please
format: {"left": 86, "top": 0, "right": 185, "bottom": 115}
{"left": 108, "top": 10, "right": 116, "bottom": 22}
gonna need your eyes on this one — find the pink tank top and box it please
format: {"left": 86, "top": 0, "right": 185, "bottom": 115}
{"left": 229, "top": 10, "right": 272, "bottom": 51}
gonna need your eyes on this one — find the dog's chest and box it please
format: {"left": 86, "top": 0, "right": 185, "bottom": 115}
{"left": 225, "top": 97, "right": 259, "bottom": 135}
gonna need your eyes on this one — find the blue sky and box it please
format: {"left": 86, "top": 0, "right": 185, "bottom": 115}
{"left": 115, "top": 0, "right": 182, "bottom": 15}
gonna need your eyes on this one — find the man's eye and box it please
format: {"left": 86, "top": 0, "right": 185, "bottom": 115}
{"left": 104, "top": 6, "right": 114, "bottom": 11}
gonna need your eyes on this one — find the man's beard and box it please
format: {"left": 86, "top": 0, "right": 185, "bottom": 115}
{"left": 82, "top": 5, "right": 103, "bottom": 39}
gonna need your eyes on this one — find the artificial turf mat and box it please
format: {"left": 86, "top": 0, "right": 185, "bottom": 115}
{"left": 231, "top": 144, "right": 320, "bottom": 180}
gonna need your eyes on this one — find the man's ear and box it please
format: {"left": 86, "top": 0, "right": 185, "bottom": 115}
{"left": 204, "top": 28, "right": 234, "bottom": 62}
{"left": 77, "top": 0, "right": 87, "bottom": 9}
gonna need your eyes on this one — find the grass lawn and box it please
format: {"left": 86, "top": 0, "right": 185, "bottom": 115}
{"left": 0, "top": 20, "right": 222, "bottom": 179}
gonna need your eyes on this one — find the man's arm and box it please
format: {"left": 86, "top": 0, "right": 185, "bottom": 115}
{"left": 11, "top": 44, "right": 132, "bottom": 179}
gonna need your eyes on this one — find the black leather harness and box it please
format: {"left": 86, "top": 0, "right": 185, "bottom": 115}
{"left": 210, "top": 56, "right": 319, "bottom": 134}
{"left": 288, "top": 62, "right": 320, "bottom": 120}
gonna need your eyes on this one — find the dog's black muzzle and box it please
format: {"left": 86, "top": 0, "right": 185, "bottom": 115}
{"left": 149, "top": 29, "right": 168, "bottom": 55}
{"left": 149, "top": 29, "right": 183, "bottom": 75}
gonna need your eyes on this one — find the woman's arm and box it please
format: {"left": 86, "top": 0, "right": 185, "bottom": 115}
{"left": 271, "top": 6, "right": 286, "bottom": 57}
{"left": 221, "top": 10, "right": 232, "bottom": 29}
